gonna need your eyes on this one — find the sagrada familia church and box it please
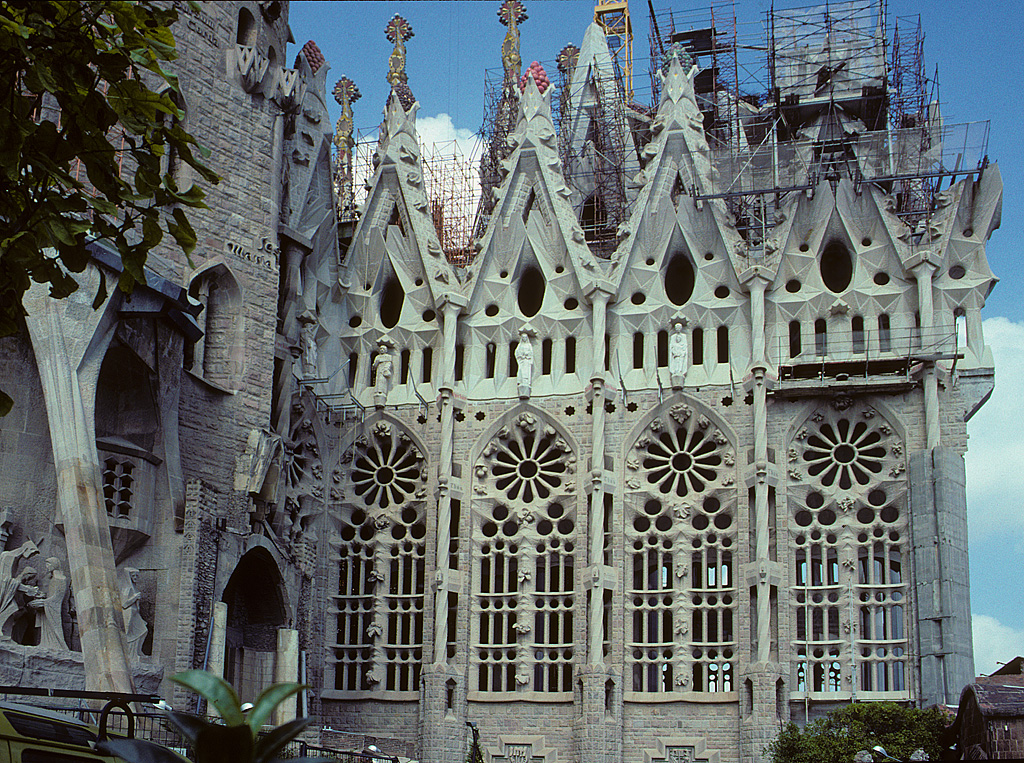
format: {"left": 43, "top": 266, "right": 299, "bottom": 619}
{"left": 0, "top": 1, "right": 1003, "bottom": 761}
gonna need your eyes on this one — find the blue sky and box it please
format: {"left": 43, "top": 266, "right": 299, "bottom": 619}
{"left": 287, "top": 0, "right": 1024, "bottom": 675}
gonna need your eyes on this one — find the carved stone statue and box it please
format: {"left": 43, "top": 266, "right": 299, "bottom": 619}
{"left": 119, "top": 567, "right": 148, "bottom": 659}
{"left": 516, "top": 329, "right": 534, "bottom": 398}
{"left": 298, "top": 310, "right": 319, "bottom": 378}
{"left": 0, "top": 540, "right": 39, "bottom": 640}
{"left": 373, "top": 339, "right": 394, "bottom": 406}
{"left": 669, "top": 318, "right": 689, "bottom": 389}
{"left": 29, "top": 557, "right": 68, "bottom": 650}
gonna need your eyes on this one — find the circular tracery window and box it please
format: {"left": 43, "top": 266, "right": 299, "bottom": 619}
{"left": 492, "top": 430, "right": 566, "bottom": 503}
{"left": 802, "top": 418, "right": 886, "bottom": 489}
{"left": 644, "top": 427, "right": 722, "bottom": 496}
{"left": 353, "top": 433, "right": 422, "bottom": 508}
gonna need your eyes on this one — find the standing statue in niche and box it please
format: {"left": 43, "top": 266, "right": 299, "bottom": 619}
{"left": 669, "top": 318, "right": 689, "bottom": 389}
{"left": 516, "top": 328, "right": 535, "bottom": 399}
{"left": 119, "top": 567, "right": 148, "bottom": 659}
{"left": 373, "top": 339, "right": 394, "bottom": 407}
{"left": 0, "top": 540, "right": 39, "bottom": 640}
{"left": 298, "top": 310, "right": 319, "bottom": 378}
{"left": 29, "top": 558, "right": 68, "bottom": 650}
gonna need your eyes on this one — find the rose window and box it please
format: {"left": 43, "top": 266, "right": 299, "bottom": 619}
{"left": 491, "top": 429, "right": 567, "bottom": 503}
{"left": 802, "top": 418, "right": 886, "bottom": 489}
{"left": 352, "top": 429, "right": 422, "bottom": 509}
{"left": 643, "top": 426, "right": 722, "bottom": 496}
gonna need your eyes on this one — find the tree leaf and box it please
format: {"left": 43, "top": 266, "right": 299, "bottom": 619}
{"left": 0, "top": 390, "right": 13, "bottom": 417}
{"left": 169, "top": 671, "right": 245, "bottom": 727}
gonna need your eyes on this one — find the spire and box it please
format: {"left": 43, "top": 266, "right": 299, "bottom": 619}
{"left": 333, "top": 77, "right": 361, "bottom": 220}
{"left": 498, "top": 0, "right": 527, "bottom": 83}
{"left": 384, "top": 14, "right": 416, "bottom": 111}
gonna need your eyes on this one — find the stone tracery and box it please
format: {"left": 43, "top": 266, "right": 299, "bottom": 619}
{"left": 330, "top": 419, "right": 427, "bottom": 694}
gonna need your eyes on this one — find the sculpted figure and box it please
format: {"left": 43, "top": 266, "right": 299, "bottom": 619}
{"left": 298, "top": 311, "right": 319, "bottom": 377}
{"left": 516, "top": 329, "right": 534, "bottom": 398}
{"left": 29, "top": 558, "right": 68, "bottom": 650}
{"left": 0, "top": 540, "right": 39, "bottom": 640}
{"left": 372, "top": 340, "right": 394, "bottom": 405}
{"left": 119, "top": 567, "right": 148, "bottom": 658}
{"left": 669, "top": 318, "right": 689, "bottom": 388}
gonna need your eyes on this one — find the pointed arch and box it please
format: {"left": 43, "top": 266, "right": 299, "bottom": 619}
{"left": 785, "top": 398, "right": 909, "bottom": 698}
{"left": 326, "top": 413, "right": 428, "bottom": 696}
{"left": 621, "top": 396, "right": 738, "bottom": 696}
{"left": 187, "top": 263, "right": 243, "bottom": 390}
{"left": 468, "top": 405, "right": 580, "bottom": 695}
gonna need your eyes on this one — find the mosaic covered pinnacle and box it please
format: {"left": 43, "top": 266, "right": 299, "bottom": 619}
{"left": 661, "top": 42, "right": 694, "bottom": 75}
{"left": 519, "top": 61, "right": 550, "bottom": 94}
{"left": 298, "top": 40, "right": 325, "bottom": 73}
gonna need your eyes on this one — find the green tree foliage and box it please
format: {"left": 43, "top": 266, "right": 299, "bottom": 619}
{"left": 766, "top": 702, "right": 949, "bottom": 763}
{"left": 0, "top": 0, "right": 219, "bottom": 413}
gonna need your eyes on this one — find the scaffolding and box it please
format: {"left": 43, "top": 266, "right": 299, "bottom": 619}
{"left": 334, "top": 126, "right": 481, "bottom": 267}
{"left": 594, "top": 0, "right": 635, "bottom": 102}
{"left": 421, "top": 137, "right": 482, "bottom": 266}
{"left": 644, "top": 0, "right": 987, "bottom": 248}
{"left": 555, "top": 55, "right": 636, "bottom": 257}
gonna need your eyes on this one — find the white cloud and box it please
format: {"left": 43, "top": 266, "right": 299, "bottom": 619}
{"left": 415, "top": 113, "right": 483, "bottom": 161}
{"left": 965, "top": 317, "right": 1024, "bottom": 542}
{"left": 973, "top": 613, "right": 1024, "bottom": 676}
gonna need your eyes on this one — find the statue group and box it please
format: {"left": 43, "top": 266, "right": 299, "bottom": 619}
{"left": 0, "top": 537, "right": 147, "bottom": 656}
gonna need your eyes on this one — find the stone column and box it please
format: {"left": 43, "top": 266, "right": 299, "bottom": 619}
{"left": 911, "top": 257, "right": 940, "bottom": 449}
{"left": 273, "top": 628, "right": 299, "bottom": 725}
{"left": 421, "top": 296, "right": 466, "bottom": 763}
{"left": 22, "top": 268, "right": 134, "bottom": 693}
{"left": 586, "top": 288, "right": 611, "bottom": 666}
{"left": 207, "top": 601, "right": 228, "bottom": 679}
{"left": 432, "top": 297, "right": 463, "bottom": 665}
{"left": 745, "top": 269, "right": 770, "bottom": 367}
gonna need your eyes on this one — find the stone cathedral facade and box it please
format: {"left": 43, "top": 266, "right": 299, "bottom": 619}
{"left": 0, "top": 2, "right": 1004, "bottom": 763}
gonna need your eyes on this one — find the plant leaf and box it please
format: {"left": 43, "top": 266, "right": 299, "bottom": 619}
{"left": 247, "top": 683, "right": 307, "bottom": 734}
{"left": 0, "top": 390, "right": 13, "bottom": 417}
{"left": 96, "top": 737, "right": 191, "bottom": 763}
{"left": 194, "top": 723, "right": 254, "bottom": 763}
{"left": 163, "top": 710, "right": 214, "bottom": 745}
{"left": 253, "top": 717, "right": 310, "bottom": 763}
{"left": 169, "top": 670, "right": 245, "bottom": 727}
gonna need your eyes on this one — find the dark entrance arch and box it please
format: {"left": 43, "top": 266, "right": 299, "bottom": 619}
{"left": 222, "top": 548, "right": 288, "bottom": 701}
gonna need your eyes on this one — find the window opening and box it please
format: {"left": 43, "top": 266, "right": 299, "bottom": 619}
{"left": 542, "top": 338, "right": 553, "bottom": 376}
{"left": 717, "top": 326, "right": 729, "bottom": 364}
{"left": 485, "top": 343, "right": 497, "bottom": 379}
{"left": 422, "top": 347, "right": 433, "bottom": 384}
{"left": 565, "top": 337, "right": 577, "bottom": 374}
{"left": 789, "top": 321, "right": 801, "bottom": 358}
{"left": 692, "top": 328, "right": 704, "bottom": 365}
{"left": 633, "top": 333, "right": 644, "bottom": 370}
{"left": 657, "top": 330, "right": 668, "bottom": 367}
{"left": 815, "top": 319, "right": 827, "bottom": 356}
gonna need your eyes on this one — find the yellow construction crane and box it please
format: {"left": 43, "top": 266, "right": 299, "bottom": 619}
{"left": 594, "top": 0, "right": 633, "bottom": 101}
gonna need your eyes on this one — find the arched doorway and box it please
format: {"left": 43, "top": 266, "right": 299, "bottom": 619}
{"left": 221, "top": 548, "right": 289, "bottom": 702}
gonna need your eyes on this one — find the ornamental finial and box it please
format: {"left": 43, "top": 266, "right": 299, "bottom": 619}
{"left": 385, "top": 14, "right": 414, "bottom": 87}
{"left": 332, "top": 77, "right": 361, "bottom": 150}
{"left": 498, "top": 0, "right": 527, "bottom": 80}
{"left": 556, "top": 43, "right": 580, "bottom": 75}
